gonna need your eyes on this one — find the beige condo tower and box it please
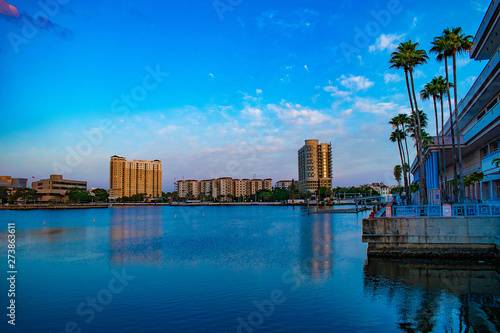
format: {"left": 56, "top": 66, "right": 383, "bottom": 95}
{"left": 110, "top": 155, "right": 162, "bottom": 198}
{"left": 297, "top": 139, "right": 332, "bottom": 193}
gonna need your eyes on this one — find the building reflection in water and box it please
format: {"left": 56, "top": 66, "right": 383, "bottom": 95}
{"left": 109, "top": 208, "right": 163, "bottom": 266}
{"left": 364, "top": 258, "right": 500, "bottom": 332}
{"left": 299, "top": 213, "right": 334, "bottom": 282}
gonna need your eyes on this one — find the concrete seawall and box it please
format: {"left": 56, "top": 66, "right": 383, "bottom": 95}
{"left": 362, "top": 217, "right": 500, "bottom": 261}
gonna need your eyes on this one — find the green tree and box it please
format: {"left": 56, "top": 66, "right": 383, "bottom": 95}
{"left": 389, "top": 114, "right": 411, "bottom": 201}
{"left": 65, "top": 187, "right": 92, "bottom": 203}
{"left": 390, "top": 40, "right": 429, "bottom": 204}
{"left": 0, "top": 186, "right": 9, "bottom": 204}
{"left": 493, "top": 157, "right": 500, "bottom": 167}
{"left": 9, "top": 188, "right": 42, "bottom": 204}
{"left": 463, "top": 171, "right": 484, "bottom": 187}
{"left": 91, "top": 188, "right": 109, "bottom": 202}
{"left": 393, "top": 165, "right": 402, "bottom": 189}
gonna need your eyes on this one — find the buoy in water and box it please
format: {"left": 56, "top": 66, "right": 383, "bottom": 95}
{"left": 93, "top": 218, "right": 95, "bottom": 223}
{"left": 43, "top": 220, "right": 45, "bottom": 226}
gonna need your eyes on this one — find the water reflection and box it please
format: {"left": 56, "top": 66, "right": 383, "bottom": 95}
{"left": 300, "top": 214, "right": 334, "bottom": 282}
{"left": 364, "top": 258, "right": 500, "bottom": 332}
{"left": 109, "top": 208, "right": 163, "bottom": 266}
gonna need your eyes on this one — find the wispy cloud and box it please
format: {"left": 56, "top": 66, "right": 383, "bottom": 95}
{"left": 256, "top": 8, "right": 319, "bottom": 36}
{"left": 384, "top": 72, "right": 403, "bottom": 84}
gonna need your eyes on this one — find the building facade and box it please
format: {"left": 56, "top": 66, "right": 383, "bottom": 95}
{"left": 0, "top": 176, "right": 28, "bottom": 189}
{"left": 275, "top": 180, "right": 292, "bottom": 189}
{"left": 110, "top": 155, "right": 162, "bottom": 198}
{"left": 412, "top": 1, "right": 500, "bottom": 203}
{"left": 297, "top": 139, "right": 332, "bottom": 193}
{"left": 175, "top": 177, "right": 273, "bottom": 199}
{"left": 32, "top": 175, "right": 87, "bottom": 202}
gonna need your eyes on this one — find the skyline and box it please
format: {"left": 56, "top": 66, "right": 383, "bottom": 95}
{"left": 0, "top": 0, "right": 489, "bottom": 191}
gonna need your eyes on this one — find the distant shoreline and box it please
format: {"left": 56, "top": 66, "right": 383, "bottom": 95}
{"left": 0, "top": 202, "right": 359, "bottom": 210}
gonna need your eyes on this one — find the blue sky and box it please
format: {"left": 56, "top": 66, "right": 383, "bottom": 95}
{"left": 0, "top": 0, "right": 490, "bottom": 191}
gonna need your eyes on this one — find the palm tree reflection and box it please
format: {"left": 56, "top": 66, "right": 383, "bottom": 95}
{"left": 364, "top": 258, "right": 500, "bottom": 332}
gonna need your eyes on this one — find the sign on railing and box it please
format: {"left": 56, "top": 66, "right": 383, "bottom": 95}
{"left": 393, "top": 204, "right": 500, "bottom": 217}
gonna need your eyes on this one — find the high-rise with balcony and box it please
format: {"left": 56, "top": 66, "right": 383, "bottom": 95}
{"left": 297, "top": 139, "right": 332, "bottom": 193}
{"left": 110, "top": 155, "right": 162, "bottom": 198}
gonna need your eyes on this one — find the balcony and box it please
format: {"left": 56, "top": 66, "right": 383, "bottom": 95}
{"left": 443, "top": 44, "right": 500, "bottom": 135}
{"left": 482, "top": 149, "right": 500, "bottom": 174}
{"left": 464, "top": 101, "right": 500, "bottom": 142}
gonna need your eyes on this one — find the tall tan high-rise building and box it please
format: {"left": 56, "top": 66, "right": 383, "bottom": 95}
{"left": 297, "top": 139, "right": 332, "bottom": 193}
{"left": 110, "top": 155, "right": 162, "bottom": 198}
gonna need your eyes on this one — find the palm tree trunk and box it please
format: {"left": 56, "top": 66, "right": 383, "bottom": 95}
{"left": 432, "top": 95, "right": 443, "bottom": 202}
{"left": 453, "top": 52, "right": 465, "bottom": 202}
{"left": 445, "top": 57, "right": 459, "bottom": 202}
{"left": 399, "top": 129, "right": 410, "bottom": 197}
{"left": 440, "top": 97, "right": 448, "bottom": 202}
{"left": 403, "top": 69, "right": 416, "bottom": 204}
{"left": 409, "top": 68, "right": 428, "bottom": 205}
{"left": 397, "top": 138, "right": 408, "bottom": 201}
{"left": 401, "top": 122, "right": 411, "bottom": 203}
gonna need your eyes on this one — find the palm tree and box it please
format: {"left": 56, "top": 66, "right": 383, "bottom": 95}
{"left": 444, "top": 27, "right": 474, "bottom": 203}
{"left": 390, "top": 130, "right": 408, "bottom": 201}
{"left": 420, "top": 131, "right": 435, "bottom": 149}
{"left": 493, "top": 157, "right": 500, "bottom": 167}
{"left": 421, "top": 78, "right": 444, "bottom": 199}
{"left": 390, "top": 41, "right": 429, "bottom": 204}
{"left": 434, "top": 76, "right": 453, "bottom": 201}
{"left": 389, "top": 114, "right": 411, "bottom": 201}
{"left": 431, "top": 35, "right": 459, "bottom": 202}
{"left": 394, "top": 165, "right": 402, "bottom": 193}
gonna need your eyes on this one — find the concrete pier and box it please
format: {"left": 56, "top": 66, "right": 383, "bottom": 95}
{"left": 362, "top": 217, "right": 500, "bottom": 261}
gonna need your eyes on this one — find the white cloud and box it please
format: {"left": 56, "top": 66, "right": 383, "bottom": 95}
{"left": 324, "top": 85, "right": 351, "bottom": 98}
{"left": 369, "top": 33, "right": 406, "bottom": 53}
{"left": 338, "top": 74, "right": 374, "bottom": 91}
{"left": 304, "top": 65, "right": 309, "bottom": 71}
{"left": 269, "top": 102, "right": 333, "bottom": 126}
{"left": 256, "top": 89, "right": 262, "bottom": 95}
{"left": 209, "top": 73, "right": 214, "bottom": 78}
{"left": 354, "top": 97, "right": 410, "bottom": 116}
{"left": 384, "top": 72, "right": 403, "bottom": 84}
{"left": 412, "top": 17, "right": 417, "bottom": 28}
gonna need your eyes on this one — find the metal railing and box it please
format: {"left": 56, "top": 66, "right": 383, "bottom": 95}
{"left": 392, "top": 204, "right": 500, "bottom": 217}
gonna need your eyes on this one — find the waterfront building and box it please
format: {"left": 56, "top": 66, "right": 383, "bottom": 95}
{"left": 297, "top": 139, "right": 332, "bottom": 193}
{"left": 234, "top": 179, "right": 250, "bottom": 198}
{"left": 249, "top": 179, "right": 263, "bottom": 195}
{"left": 263, "top": 178, "right": 272, "bottom": 191}
{"left": 109, "top": 155, "right": 162, "bottom": 199}
{"left": 217, "top": 177, "right": 234, "bottom": 199}
{"left": 275, "top": 180, "right": 292, "bottom": 189}
{"left": 32, "top": 175, "right": 87, "bottom": 202}
{"left": 176, "top": 177, "right": 274, "bottom": 199}
{"left": 176, "top": 179, "right": 200, "bottom": 199}
{"left": 412, "top": 2, "right": 500, "bottom": 203}
{"left": 0, "top": 176, "right": 28, "bottom": 190}
{"left": 200, "top": 179, "right": 213, "bottom": 198}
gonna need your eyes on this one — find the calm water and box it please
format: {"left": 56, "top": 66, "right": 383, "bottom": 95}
{"left": 0, "top": 206, "right": 499, "bottom": 332}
